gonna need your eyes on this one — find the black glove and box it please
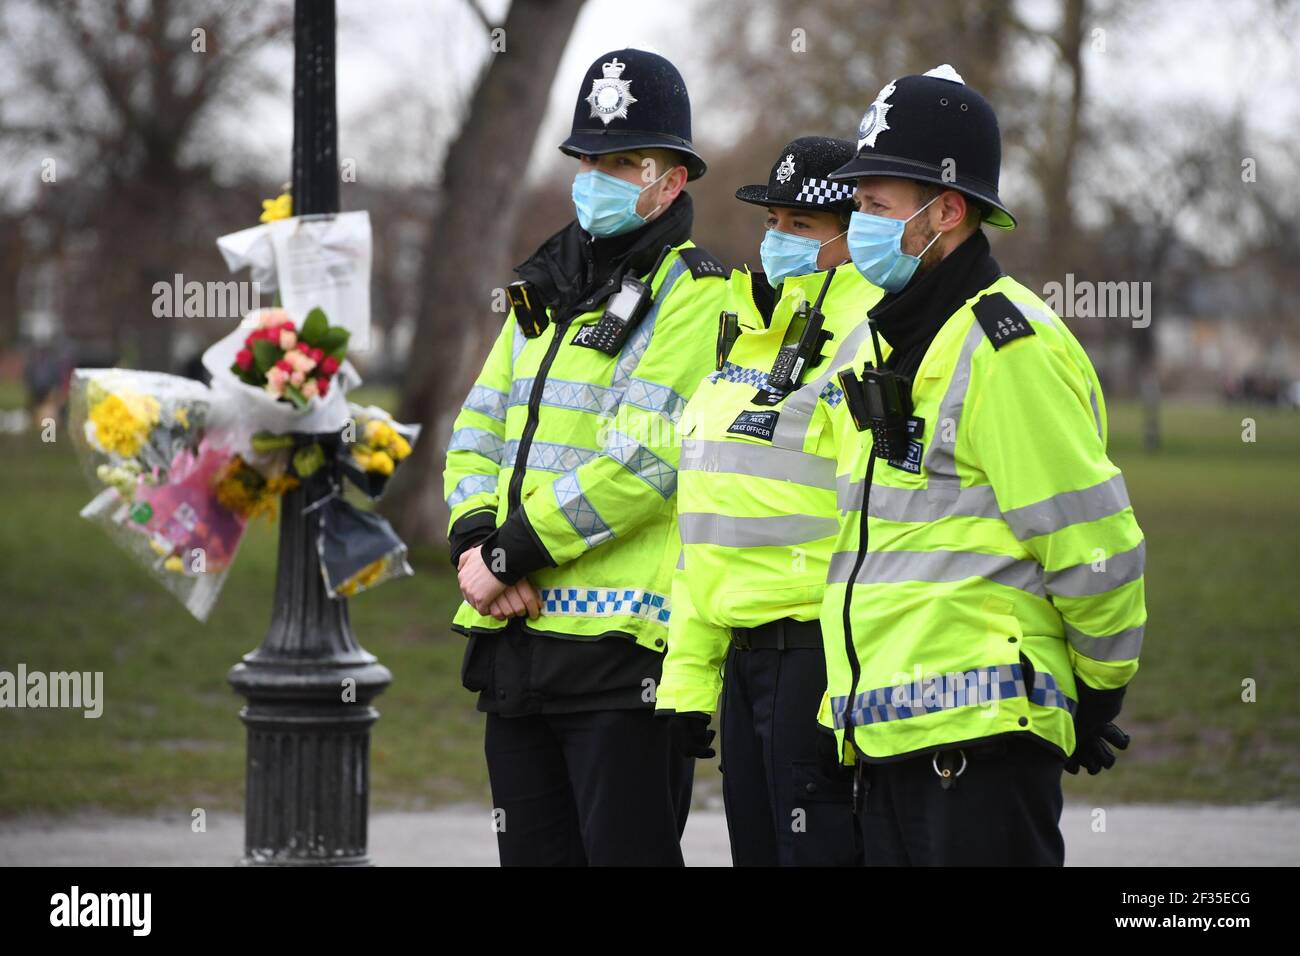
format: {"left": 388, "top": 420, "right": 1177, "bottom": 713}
{"left": 1065, "top": 722, "right": 1131, "bottom": 775}
{"left": 1065, "top": 681, "right": 1129, "bottom": 775}
{"left": 667, "top": 713, "right": 716, "bottom": 759}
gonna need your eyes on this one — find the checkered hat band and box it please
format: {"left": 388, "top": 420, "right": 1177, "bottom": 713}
{"left": 794, "top": 177, "right": 855, "bottom": 205}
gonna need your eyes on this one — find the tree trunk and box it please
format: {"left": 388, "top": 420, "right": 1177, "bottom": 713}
{"left": 383, "top": 0, "right": 586, "bottom": 547}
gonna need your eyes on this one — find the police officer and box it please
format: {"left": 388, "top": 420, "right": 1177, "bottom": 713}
{"left": 444, "top": 48, "right": 728, "bottom": 866}
{"left": 655, "top": 137, "right": 881, "bottom": 865}
{"left": 819, "top": 65, "right": 1146, "bottom": 866}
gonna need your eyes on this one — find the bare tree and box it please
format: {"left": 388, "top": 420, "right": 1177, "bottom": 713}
{"left": 383, "top": 0, "right": 587, "bottom": 548}
{"left": 0, "top": 0, "right": 291, "bottom": 362}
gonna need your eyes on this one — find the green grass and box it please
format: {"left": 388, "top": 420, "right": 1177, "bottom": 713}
{"left": 0, "top": 396, "right": 1296, "bottom": 815}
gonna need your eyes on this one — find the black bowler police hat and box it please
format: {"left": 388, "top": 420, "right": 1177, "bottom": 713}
{"left": 829, "top": 65, "right": 1016, "bottom": 229}
{"left": 735, "top": 136, "right": 857, "bottom": 213}
{"left": 558, "top": 48, "right": 707, "bottom": 181}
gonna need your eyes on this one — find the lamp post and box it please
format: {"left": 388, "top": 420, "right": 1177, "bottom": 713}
{"left": 227, "top": 0, "right": 391, "bottom": 866}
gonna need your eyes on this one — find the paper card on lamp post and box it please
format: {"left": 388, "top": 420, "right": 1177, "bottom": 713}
{"left": 217, "top": 210, "right": 373, "bottom": 350}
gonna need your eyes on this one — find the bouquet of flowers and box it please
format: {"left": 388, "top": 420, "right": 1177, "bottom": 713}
{"left": 71, "top": 195, "right": 419, "bottom": 622}
{"left": 79, "top": 434, "right": 256, "bottom": 621}
{"left": 340, "top": 403, "right": 421, "bottom": 499}
{"left": 229, "top": 307, "right": 349, "bottom": 408}
{"left": 70, "top": 369, "right": 212, "bottom": 502}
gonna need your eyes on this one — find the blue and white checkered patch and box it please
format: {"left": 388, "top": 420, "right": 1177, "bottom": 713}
{"left": 707, "top": 361, "right": 783, "bottom": 395}
{"left": 540, "top": 587, "right": 671, "bottom": 625}
{"left": 830, "top": 663, "right": 1076, "bottom": 729}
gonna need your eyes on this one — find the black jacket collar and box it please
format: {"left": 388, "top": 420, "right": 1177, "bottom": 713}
{"left": 515, "top": 192, "right": 694, "bottom": 321}
{"left": 870, "top": 228, "right": 1002, "bottom": 382}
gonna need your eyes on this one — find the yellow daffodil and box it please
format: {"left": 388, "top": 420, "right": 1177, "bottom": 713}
{"left": 259, "top": 192, "right": 293, "bottom": 223}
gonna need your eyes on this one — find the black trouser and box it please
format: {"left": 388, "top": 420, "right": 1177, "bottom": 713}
{"left": 484, "top": 708, "right": 694, "bottom": 866}
{"left": 719, "top": 642, "right": 861, "bottom": 866}
{"left": 854, "top": 734, "right": 1066, "bottom": 866}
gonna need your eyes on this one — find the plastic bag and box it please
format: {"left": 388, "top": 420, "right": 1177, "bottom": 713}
{"left": 315, "top": 496, "right": 412, "bottom": 599}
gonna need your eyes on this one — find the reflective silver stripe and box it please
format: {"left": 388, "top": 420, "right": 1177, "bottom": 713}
{"left": 681, "top": 438, "right": 835, "bottom": 490}
{"left": 1089, "top": 387, "right": 1102, "bottom": 438}
{"left": 509, "top": 376, "right": 622, "bottom": 416}
{"left": 612, "top": 257, "right": 689, "bottom": 389}
{"left": 624, "top": 377, "right": 688, "bottom": 422}
{"left": 447, "top": 474, "right": 497, "bottom": 508}
{"left": 836, "top": 476, "right": 867, "bottom": 514}
{"left": 604, "top": 429, "right": 676, "bottom": 498}
{"left": 511, "top": 320, "right": 526, "bottom": 364}
{"left": 1002, "top": 473, "right": 1132, "bottom": 541}
{"left": 553, "top": 472, "right": 613, "bottom": 548}
{"left": 837, "top": 480, "right": 1002, "bottom": 522}
{"left": 1045, "top": 541, "right": 1146, "bottom": 598}
{"left": 503, "top": 439, "right": 599, "bottom": 473}
{"left": 448, "top": 427, "right": 504, "bottom": 463}
{"left": 675, "top": 550, "right": 685, "bottom": 570}
{"left": 1065, "top": 622, "right": 1145, "bottom": 662}
{"left": 923, "top": 319, "right": 984, "bottom": 486}
{"left": 680, "top": 512, "right": 839, "bottom": 548}
{"left": 827, "top": 548, "right": 1045, "bottom": 597}
{"left": 770, "top": 313, "right": 877, "bottom": 449}
{"left": 464, "top": 384, "right": 508, "bottom": 421}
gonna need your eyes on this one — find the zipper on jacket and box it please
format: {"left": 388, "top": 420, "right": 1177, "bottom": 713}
{"left": 508, "top": 315, "right": 570, "bottom": 512}
{"left": 838, "top": 449, "right": 875, "bottom": 754}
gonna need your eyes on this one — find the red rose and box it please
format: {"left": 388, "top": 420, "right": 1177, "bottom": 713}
{"left": 280, "top": 320, "right": 296, "bottom": 333}
{"left": 235, "top": 348, "right": 254, "bottom": 371}
{"left": 275, "top": 358, "right": 292, "bottom": 373}
{"left": 317, "top": 377, "right": 330, "bottom": 397}
{"left": 320, "top": 355, "right": 339, "bottom": 376}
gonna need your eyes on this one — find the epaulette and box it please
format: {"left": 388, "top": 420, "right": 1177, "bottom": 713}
{"left": 972, "top": 292, "right": 1036, "bottom": 350}
{"left": 676, "top": 246, "right": 728, "bottom": 280}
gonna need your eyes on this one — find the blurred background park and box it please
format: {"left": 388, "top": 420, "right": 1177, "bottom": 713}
{"left": 0, "top": 0, "right": 1297, "bottom": 820}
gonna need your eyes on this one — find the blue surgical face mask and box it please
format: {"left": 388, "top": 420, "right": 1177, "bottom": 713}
{"left": 759, "top": 227, "right": 847, "bottom": 287}
{"left": 571, "top": 166, "right": 670, "bottom": 237}
{"left": 847, "top": 193, "right": 943, "bottom": 292}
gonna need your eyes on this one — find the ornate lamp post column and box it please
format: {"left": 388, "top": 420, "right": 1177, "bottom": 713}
{"left": 227, "top": 0, "right": 391, "bottom": 866}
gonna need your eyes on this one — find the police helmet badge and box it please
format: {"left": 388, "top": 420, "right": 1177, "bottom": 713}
{"left": 586, "top": 57, "right": 638, "bottom": 125}
{"left": 776, "top": 154, "right": 796, "bottom": 184}
{"left": 857, "top": 79, "right": 897, "bottom": 151}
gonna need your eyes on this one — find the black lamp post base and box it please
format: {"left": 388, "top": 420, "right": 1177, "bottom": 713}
{"left": 229, "top": 658, "right": 392, "bottom": 866}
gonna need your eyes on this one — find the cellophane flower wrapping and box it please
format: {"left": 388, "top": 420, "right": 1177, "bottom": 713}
{"left": 78, "top": 432, "right": 250, "bottom": 622}
{"left": 70, "top": 368, "right": 213, "bottom": 501}
{"left": 340, "top": 403, "right": 422, "bottom": 499}
{"left": 315, "top": 496, "right": 413, "bottom": 599}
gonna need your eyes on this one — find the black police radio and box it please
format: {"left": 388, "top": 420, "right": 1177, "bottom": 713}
{"left": 767, "top": 268, "right": 836, "bottom": 392}
{"left": 838, "top": 320, "right": 914, "bottom": 461}
{"left": 573, "top": 244, "right": 674, "bottom": 356}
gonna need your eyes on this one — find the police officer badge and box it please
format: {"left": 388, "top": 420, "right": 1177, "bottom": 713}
{"left": 776, "top": 154, "right": 796, "bottom": 184}
{"left": 857, "top": 79, "right": 896, "bottom": 150}
{"left": 586, "top": 57, "right": 638, "bottom": 125}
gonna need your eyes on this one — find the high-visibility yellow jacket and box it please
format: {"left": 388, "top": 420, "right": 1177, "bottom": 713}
{"left": 819, "top": 273, "right": 1147, "bottom": 762}
{"left": 444, "top": 240, "right": 728, "bottom": 652}
{"left": 656, "top": 265, "right": 883, "bottom": 715}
